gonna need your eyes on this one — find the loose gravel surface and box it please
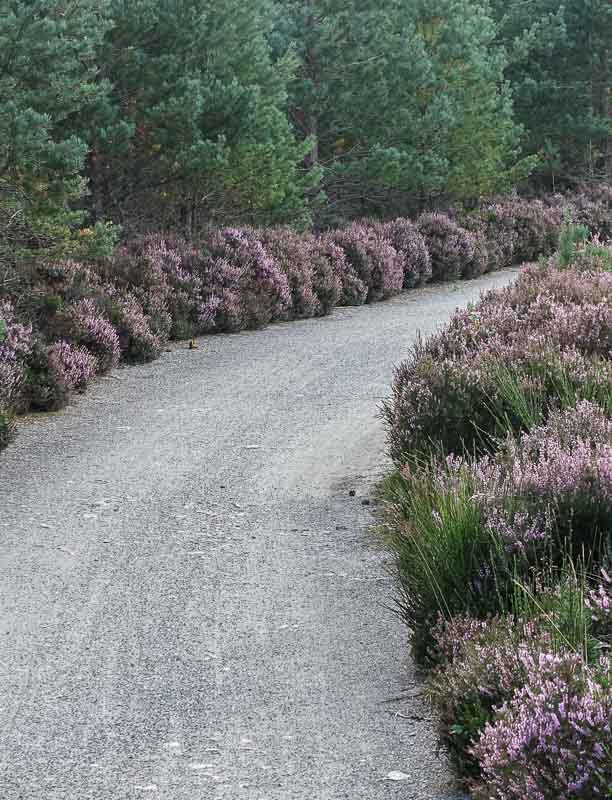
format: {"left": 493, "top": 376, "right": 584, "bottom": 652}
{"left": 1, "top": 271, "right": 517, "bottom": 800}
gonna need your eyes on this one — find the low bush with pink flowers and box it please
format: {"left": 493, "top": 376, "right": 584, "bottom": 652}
{"left": 1, "top": 188, "right": 611, "bottom": 454}
{"left": 381, "top": 230, "right": 612, "bottom": 796}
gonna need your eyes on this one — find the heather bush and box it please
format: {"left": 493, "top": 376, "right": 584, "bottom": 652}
{"left": 473, "top": 202, "right": 518, "bottom": 269}
{"left": 428, "top": 575, "right": 611, "bottom": 787}
{"left": 462, "top": 226, "right": 491, "bottom": 279}
{"left": 107, "top": 292, "right": 162, "bottom": 363}
{"left": 472, "top": 653, "right": 612, "bottom": 799}
{"left": 320, "top": 231, "right": 368, "bottom": 306}
{"left": 309, "top": 237, "right": 343, "bottom": 314}
{"left": 566, "top": 190, "right": 612, "bottom": 241}
{"left": 495, "top": 197, "right": 562, "bottom": 263}
{"left": 48, "top": 340, "right": 97, "bottom": 393}
{"left": 417, "top": 213, "right": 477, "bottom": 282}
{"left": 329, "top": 222, "right": 404, "bottom": 303}
{"left": 384, "top": 265, "right": 612, "bottom": 460}
{"left": 67, "top": 298, "right": 121, "bottom": 373}
{"left": 258, "top": 227, "right": 319, "bottom": 318}
{"left": 489, "top": 401, "right": 612, "bottom": 559}
{"left": 25, "top": 340, "right": 71, "bottom": 411}
{"left": 0, "top": 301, "right": 32, "bottom": 447}
{"left": 27, "top": 339, "right": 98, "bottom": 411}
{"left": 109, "top": 236, "right": 197, "bottom": 339}
{"left": 427, "top": 615, "right": 550, "bottom": 776}
{"left": 381, "top": 218, "right": 432, "bottom": 287}
{"left": 201, "top": 228, "right": 290, "bottom": 330}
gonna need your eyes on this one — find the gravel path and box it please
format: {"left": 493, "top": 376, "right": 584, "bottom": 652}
{"left": 0, "top": 271, "right": 516, "bottom": 800}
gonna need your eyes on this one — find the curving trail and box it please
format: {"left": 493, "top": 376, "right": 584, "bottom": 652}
{"left": 0, "top": 271, "right": 517, "bottom": 800}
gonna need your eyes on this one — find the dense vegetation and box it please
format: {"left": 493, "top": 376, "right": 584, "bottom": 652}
{"left": 2, "top": 0, "right": 611, "bottom": 266}
{"left": 381, "top": 232, "right": 612, "bottom": 796}
{"left": 1, "top": 190, "right": 609, "bottom": 452}
{"left": 2, "top": 4, "right": 611, "bottom": 793}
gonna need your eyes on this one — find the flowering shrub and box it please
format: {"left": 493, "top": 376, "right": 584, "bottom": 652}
{"left": 201, "top": 228, "right": 290, "bottom": 330}
{"left": 0, "top": 302, "right": 32, "bottom": 448}
{"left": 329, "top": 222, "right": 404, "bottom": 302}
{"left": 472, "top": 653, "right": 612, "bottom": 799}
{"left": 109, "top": 236, "right": 197, "bottom": 339}
{"left": 477, "top": 401, "right": 612, "bottom": 557}
{"left": 428, "top": 615, "right": 550, "bottom": 775}
{"left": 67, "top": 298, "right": 121, "bottom": 373}
{"left": 107, "top": 292, "right": 162, "bottom": 363}
{"left": 48, "top": 340, "right": 97, "bottom": 392}
{"left": 566, "top": 189, "right": 612, "bottom": 241}
{"left": 493, "top": 198, "right": 562, "bottom": 263}
{"left": 258, "top": 227, "right": 319, "bottom": 318}
{"left": 417, "top": 213, "right": 477, "bottom": 282}
{"left": 382, "top": 218, "right": 432, "bottom": 287}
{"left": 384, "top": 265, "right": 612, "bottom": 460}
{"left": 309, "top": 237, "right": 343, "bottom": 314}
{"left": 319, "top": 232, "right": 368, "bottom": 306}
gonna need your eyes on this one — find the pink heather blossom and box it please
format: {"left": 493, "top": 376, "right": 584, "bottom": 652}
{"left": 48, "top": 340, "right": 97, "bottom": 392}
{"left": 201, "top": 227, "right": 291, "bottom": 330}
{"left": 472, "top": 653, "right": 612, "bottom": 799}
{"left": 0, "top": 301, "right": 33, "bottom": 411}
{"left": 68, "top": 298, "right": 120, "bottom": 373}
{"left": 417, "top": 212, "right": 477, "bottom": 282}
{"left": 329, "top": 222, "right": 404, "bottom": 303}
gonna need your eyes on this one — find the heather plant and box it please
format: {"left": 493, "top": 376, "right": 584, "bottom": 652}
{"left": 474, "top": 202, "right": 518, "bottom": 268}
{"left": 67, "top": 298, "right": 121, "bottom": 373}
{"left": 26, "top": 340, "right": 73, "bottom": 411}
{"left": 108, "top": 236, "right": 197, "bottom": 339}
{"left": 309, "top": 238, "right": 343, "bottom": 314}
{"left": 417, "top": 213, "right": 476, "bottom": 282}
{"left": 472, "top": 653, "right": 612, "bottom": 799}
{"left": 386, "top": 343, "right": 612, "bottom": 462}
{"left": 427, "top": 615, "right": 551, "bottom": 776}
{"left": 107, "top": 294, "right": 162, "bottom": 363}
{"left": 329, "top": 223, "right": 404, "bottom": 303}
{"left": 384, "top": 265, "right": 612, "bottom": 460}
{"left": 566, "top": 190, "right": 612, "bottom": 241}
{"left": 495, "top": 197, "right": 562, "bottom": 263}
{"left": 201, "top": 228, "right": 290, "bottom": 330}
{"left": 320, "top": 231, "right": 368, "bottom": 306}
{"left": 428, "top": 574, "right": 611, "bottom": 785}
{"left": 478, "top": 401, "right": 612, "bottom": 563}
{"left": 258, "top": 227, "right": 319, "bottom": 319}
{"left": 48, "top": 340, "right": 97, "bottom": 394}
{"left": 381, "top": 218, "right": 432, "bottom": 288}
{"left": 0, "top": 301, "right": 32, "bottom": 448}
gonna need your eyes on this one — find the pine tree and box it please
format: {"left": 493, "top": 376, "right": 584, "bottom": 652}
{"left": 491, "top": 0, "right": 612, "bottom": 188}
{"left": 274, "top": 0, "right": 529, "bottom": 221}
{"left": 0, "top": 0, "right": 114, "bottom": 270}
{"left": 89, "top": 0, "right": 317, "bottom": 233}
